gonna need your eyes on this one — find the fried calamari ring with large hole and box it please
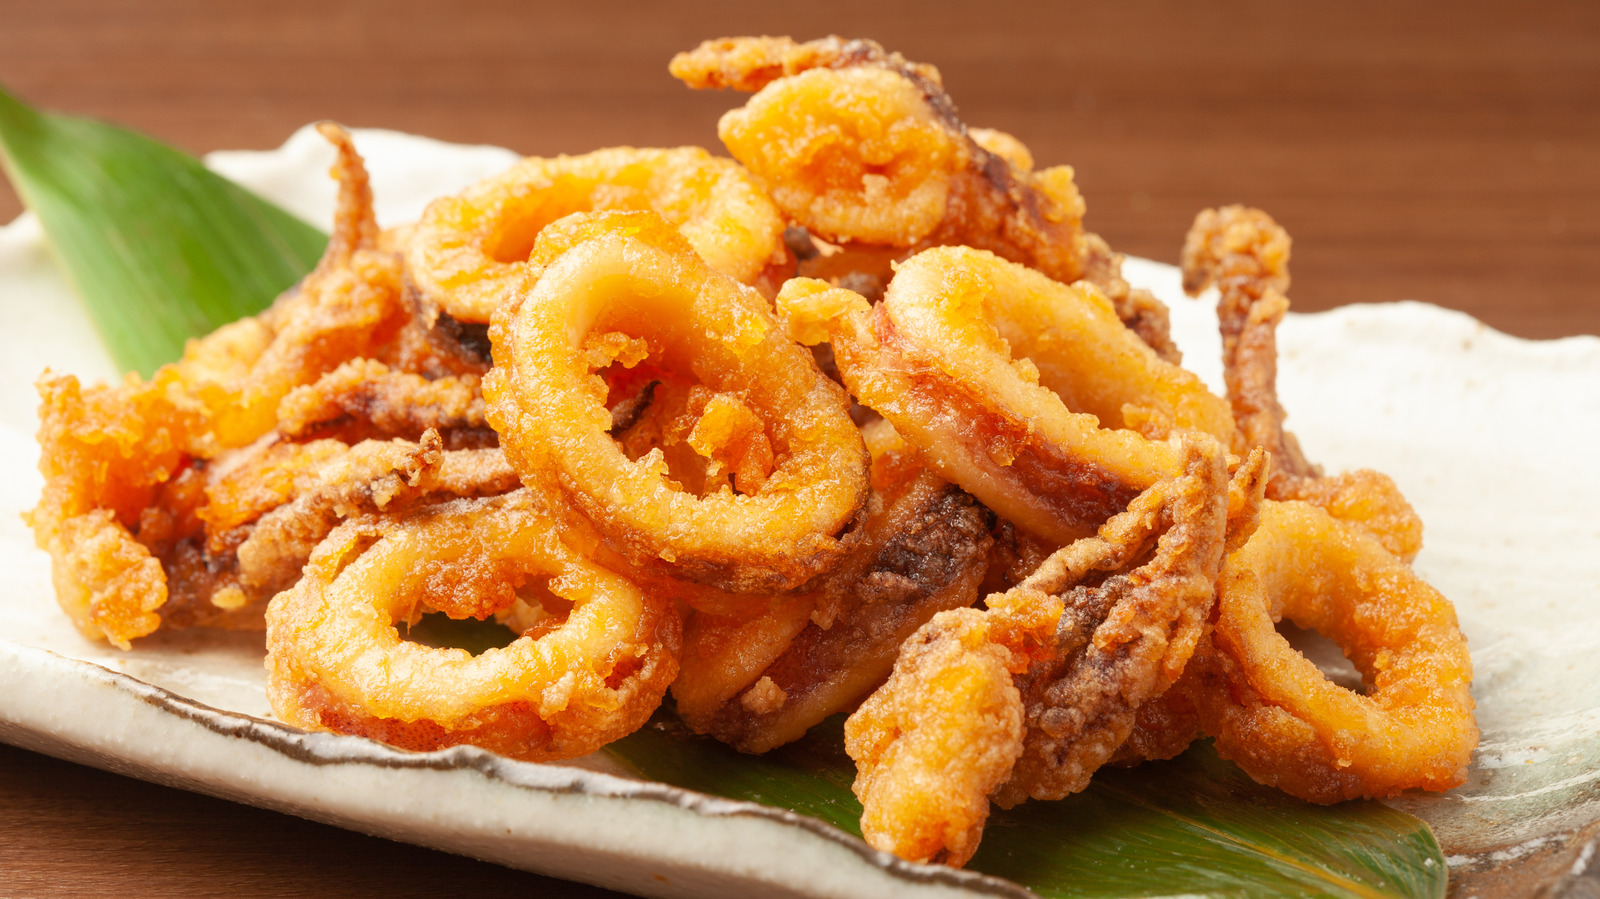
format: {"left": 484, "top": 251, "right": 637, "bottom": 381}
{"left": 265, "top": 489, "right": 681, "bottom": 761}
{"left": 845, "top": 436, "right": 1237, "bottom": 867}
{"left": 674, "top": 419, "right": 994, "bottom": 753}
{"left": 1191, "top": 499, "right": 1476, "bottom": 802}
{"left": 673, "top": 36, "right": 1179, "bottom": 359}
{"left": 1181, "top": 205, "right": 1422, "bottom": 559}
{"left": 485, "top": 212, "right": 869, "bottom": 593}
{"left": 781, "top": 246, "right": 1237, "bottom": 544}
{"left": 406, "top": 147, "right": 789, "bottom": 323}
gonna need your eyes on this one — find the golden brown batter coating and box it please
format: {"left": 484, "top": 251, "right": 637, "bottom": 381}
{"left": 675, "top": 420, "right": 994, "bottom": 753}
{"left": 674, "top": 35, "right": 1178, "bottom": 359}
{"left": 1181, "top": 205, "right": 1423, "bottom": 559}
{"left": 846, "top": 436, "right": 1236, "bottom": 866}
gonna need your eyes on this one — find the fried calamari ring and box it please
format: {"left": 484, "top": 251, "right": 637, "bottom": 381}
{"left": 675, "top": 419, "right": 994, "bottom": 753}
{"left": 673, "top": 36, "right": 1178, "bottom": 359}
{"left": 485, "top": 212, "right": 869, "bottom": 593}
{"left": 1192, "top": 499, "right": 1477, "bottom": 802}
{"left": 845, "top": 436, "right": 1235, "bottom": 866}
{"left": 672, "top": 37, "right": 1078, "bottom": 265}
{"left": 1182, "top": 205, "right": 1422, "bottom": 559}
{"left": 406, "top": 147, "right": 789, "bottom": 323}
{"left": 265, "top": 489, "right": 681, "bottom": 761}
{"left": 221, "top": 433, "right": 518, "bottom": 604}
{"left": 781, "top": 246, "right": 1237, "bottom": 544}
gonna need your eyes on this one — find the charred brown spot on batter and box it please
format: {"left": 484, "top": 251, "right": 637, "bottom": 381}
{"left": 607, "top": 380, "right": 659, "bottom": 437}
{"left": 436, "top": 310, "right": 493, "bottom": 363}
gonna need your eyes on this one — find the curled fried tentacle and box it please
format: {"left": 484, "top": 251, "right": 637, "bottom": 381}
{"left": 781, "top": 247, "right": 1237, "bottom": 544}
{"left": 265, "top": 489, "right": 681, "bottom": 761}
{"left": 1181, "top": 205, "right": 1421, "bottom": 559}
{"left": 846, "top": 605, "right": 1023, "bottom": 867}
{"left": 993, "top": 436, "right": 1232, "bottom": 805}
{"left": 276, "top": 358, "right": 493, "bottom": 448}
{"left": 28, "top": 371, "right": 211, "bottom": 647}
{"left": 28, "top": 125, "right": 403, "bottom": 645}
{"left": 845, "top": 436, "right": 1234, "bottom": 866}
{"left": 146, "top": 430, "right": 521, "bottom": 628}
{"left": 406, "top": 147, "right": 788, "bottom": 323}
{"left": 1193, "top": 500, "right": 1477, "bottom": 802}
{"left": 1181, "top": 206, "right": 1306, "bottom": 478}
{"left": 485, "top": 211, "right": 869, "bottom": 594}
{"left": 673, "top": 35, "right": 1177, "bottom": 358}
{"left": 220, "top": 432, "right": 518, "bottom": 605}
{"left": 189, "top": 123, "right": 409, "bottom": 448}
{"left": 675, "top": 419, "right": 994, "bottom": 753}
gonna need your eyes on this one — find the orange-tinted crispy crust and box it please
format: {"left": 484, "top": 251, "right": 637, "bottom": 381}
{"left": 675, "top": 422, "right": 994, "bottom": 753}
{"left": 846, "top": 437, "right": 1238, "bottom": 866}
{"left": 265, "top": 490, "right": 681, "bottom": 762}
{"left": 29, "top": 124, "right": 508, "bottom": 643}
{"left": 674, "top": 35, "right": 1178, "bottom": 359}
{"left": 1181, "top": 205, "right": 1423, "bottom": 560}
{"left": 1192, "top": 500, "right": 1477, "bottom": 802}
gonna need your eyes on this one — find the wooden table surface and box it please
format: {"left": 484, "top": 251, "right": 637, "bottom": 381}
{"left": 0, "top": 2, "right": 1595, "bottom": 896}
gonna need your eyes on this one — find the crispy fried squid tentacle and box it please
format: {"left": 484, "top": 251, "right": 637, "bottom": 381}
{"left": 675, "top": 419, "right": 994, "bottom": 753}
{"left": 154, "top": 430, "right": 520, "bottom": 627}
{"left": 845, "top": 436, "right": 1234, "bottom": 867}
{"left": 187, "top": 123, "right": 409, "bottom": 447}
{"left": 28, "top": 371, "right": 211, "bottom": 647}
{"left": 265, "top": 489, "right": 681, "bottom": 761}
{"left": 276, "top": 358, "right": 494, "bottom": 448}
{"left": 1181, "top": 205, "right": 1422, "bottom": 559}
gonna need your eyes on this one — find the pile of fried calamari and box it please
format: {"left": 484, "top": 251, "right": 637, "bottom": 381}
{"left": 30, "top": 36, "right": 1476, "bottom": 867}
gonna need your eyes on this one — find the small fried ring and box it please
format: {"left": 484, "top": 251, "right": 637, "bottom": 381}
{"left": 485, "top": 212, "right": 869, "bottom": 593}
{"left": 264, "top": 489, "right": 681, "bottom": 762}
{"left": 1196, "top": 499, "right": 1476, "bottom": 802}
{"left": 781, "top": 245, "right": 1237, "bottom": 544}
{"left": 406, "top": 147, "right": 788, "bottom": 323}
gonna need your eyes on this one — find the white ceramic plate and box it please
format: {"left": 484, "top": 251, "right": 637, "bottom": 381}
{"left": 2, "top": 127, "right": 1598, "bottom": 898}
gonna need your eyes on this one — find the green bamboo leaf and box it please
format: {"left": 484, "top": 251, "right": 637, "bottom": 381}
{"left": 607, "top": 713, "right": 1447, "bottom": 899}
{"left": 0, "top": 89, "right": 1448, "bottom": 899}
{"left": 0, "top": 83, "right": 326, "bottom": 376}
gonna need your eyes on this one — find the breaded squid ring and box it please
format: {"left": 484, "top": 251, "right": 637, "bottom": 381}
{"left": 1193, "top": 499, "right": 1477, "bottom": 802}
{"left": 265, "top": 489, "right": 681, "bottom": 761}
{"left": 673, "top": 37, "right": 1081, "bottom": 270}
{"left": 485, "top": 212, "right": 870, "bottom": 594}
{"left": 406, "top": 147, "right": 789, "bottom": 323}
{"left": 673, "top": 36, "right": 1181, "bottom": 360}
{"left": 780, "top": 246, "right": 1237, "bottom": 544}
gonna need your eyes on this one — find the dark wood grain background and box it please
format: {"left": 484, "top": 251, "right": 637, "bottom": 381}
{"left": 1, "top": 2, "right": 1596, "bottom": 897}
